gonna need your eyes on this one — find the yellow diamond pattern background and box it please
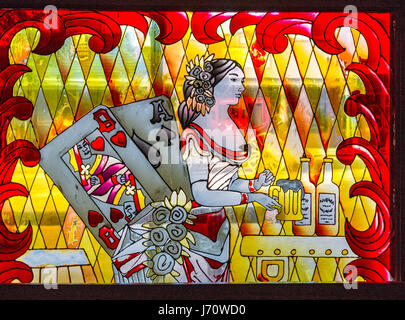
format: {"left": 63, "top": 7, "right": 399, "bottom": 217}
{"left": 3, "top": 14, "right": 379, "bottom": 283}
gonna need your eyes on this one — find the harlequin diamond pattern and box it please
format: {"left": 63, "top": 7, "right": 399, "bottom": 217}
{"left": 6, "top": 16, "right": 374, "bottom": 283}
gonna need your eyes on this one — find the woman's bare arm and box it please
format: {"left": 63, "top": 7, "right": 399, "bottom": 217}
{"left": 186, "top": 153, "right": 279, "bottom": 209}
{"left": 187, "top": 155, "right": 244, "bottom": 207}
{"left": 228, "top": 170, "right": 275, "bottom": 192}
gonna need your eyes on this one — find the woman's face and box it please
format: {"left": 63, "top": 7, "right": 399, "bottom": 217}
{"left": 213, "top": 66, "right": 245, "bottom": 106}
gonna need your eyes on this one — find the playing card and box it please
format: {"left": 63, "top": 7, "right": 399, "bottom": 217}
{"left": 40, "top": 105, "right": 173, "bottom": 256}
{"left": 110, "top": 95, "right": 192, "bottom": 200}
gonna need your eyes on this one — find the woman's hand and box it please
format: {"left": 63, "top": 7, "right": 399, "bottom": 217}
{"left": 253, "top": 169, "right": 275, "bottom": 190}
{"left": 248, "top": 192, "right": 281, "bottom": 211}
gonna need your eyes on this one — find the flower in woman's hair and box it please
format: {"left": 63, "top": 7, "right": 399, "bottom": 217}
{"left": 199, "top": 71, "right": 211, "bottom": 81}
{"left": 185, "top": 54, "right": 216, "bottom": 115}
{"left": 205, "top": 97, "right": 215, "bottom": 108}
{"left": 203, "top": 61, "right": 213, "bottom": 72}
{"left": 195, "top": 87, "right": 204, "bottom": 95}
{"left": 189, "top": 65, "right": 202, "bottom": 78}
{"left": 196, "top": 94, "right": 205, "bottom": 104}
{"left": 202, "top": 81, "right": 211, "bottom": 90}
{"left": 193, "top": 80, "right": 203, "bottom": 88}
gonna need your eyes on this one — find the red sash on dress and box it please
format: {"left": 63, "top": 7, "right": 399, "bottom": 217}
{"left": 180, "top": 123, "right": 248, "bottom": 162}
{"left": 184, "top": 203, "right": 228, "bottom": 271}
{"left": 185, "top": 202, "right": 226, "bottom": 243}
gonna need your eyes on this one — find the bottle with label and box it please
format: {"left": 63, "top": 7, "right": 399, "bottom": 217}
{"left": 293, "top": 155, "right": 316, "bottom": 236}
{"left": 316, "top": 157, "right": 339, "bottom": 236}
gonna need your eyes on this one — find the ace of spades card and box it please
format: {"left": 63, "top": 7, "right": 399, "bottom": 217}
{"left": 110, "top": 95, "right": 192, "bottom": 200}
{"left": 40, "top": 103, "right": 181, "bottom": 256}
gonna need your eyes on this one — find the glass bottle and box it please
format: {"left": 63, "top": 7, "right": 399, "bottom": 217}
{"left": 315, "top": 158, "right": 339, "bottom": 236}
{"left": 293, "top": 155, "right": 316, "bottom": 236}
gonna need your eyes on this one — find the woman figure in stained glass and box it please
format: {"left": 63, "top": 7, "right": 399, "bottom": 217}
{"left": 111, "top": 55, "right": 281, "bottom": 284}
{"left": 177, "top": 55, "right": 280, "bottom": 282}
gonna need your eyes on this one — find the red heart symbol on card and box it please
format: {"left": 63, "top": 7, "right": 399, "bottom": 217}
{"left": 111, "top": 131, "right": 127, "bottom": 147}
{"left": 110, "top": 208, "right": 124, "bottom": 223}
{"left": 91, "top": 136, "right": 105, "bottom": 151}
{"left": 88, "top": 210, "right": 103, "bottom": 227}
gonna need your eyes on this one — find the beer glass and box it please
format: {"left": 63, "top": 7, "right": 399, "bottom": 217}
{"left": 268, "top": 186, "right": 303, "bottom": 221}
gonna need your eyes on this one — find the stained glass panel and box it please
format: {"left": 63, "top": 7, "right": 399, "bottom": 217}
{"left": 0, "top": 9, "right": 394, "bottom": 286}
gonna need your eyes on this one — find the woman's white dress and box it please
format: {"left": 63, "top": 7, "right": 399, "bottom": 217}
{"left": 112, "top": 123, "right": 249, "bottom": 283}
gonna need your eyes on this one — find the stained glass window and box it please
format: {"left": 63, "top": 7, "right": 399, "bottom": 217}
{"left": 0, "top": 9, "right": 395, "bottom": 286}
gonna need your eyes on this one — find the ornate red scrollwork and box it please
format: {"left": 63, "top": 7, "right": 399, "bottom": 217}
{"left": 314, "top": 13, "right": 392, "bottom": 281}
{"left": 190, "top": 11, "right": 393, "bottom": 282}
{"left": 0, "top": 64, "right": 40, "bottom": 283}
{"left": 0, "top": 9, "right": 189, "bottom": 283}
